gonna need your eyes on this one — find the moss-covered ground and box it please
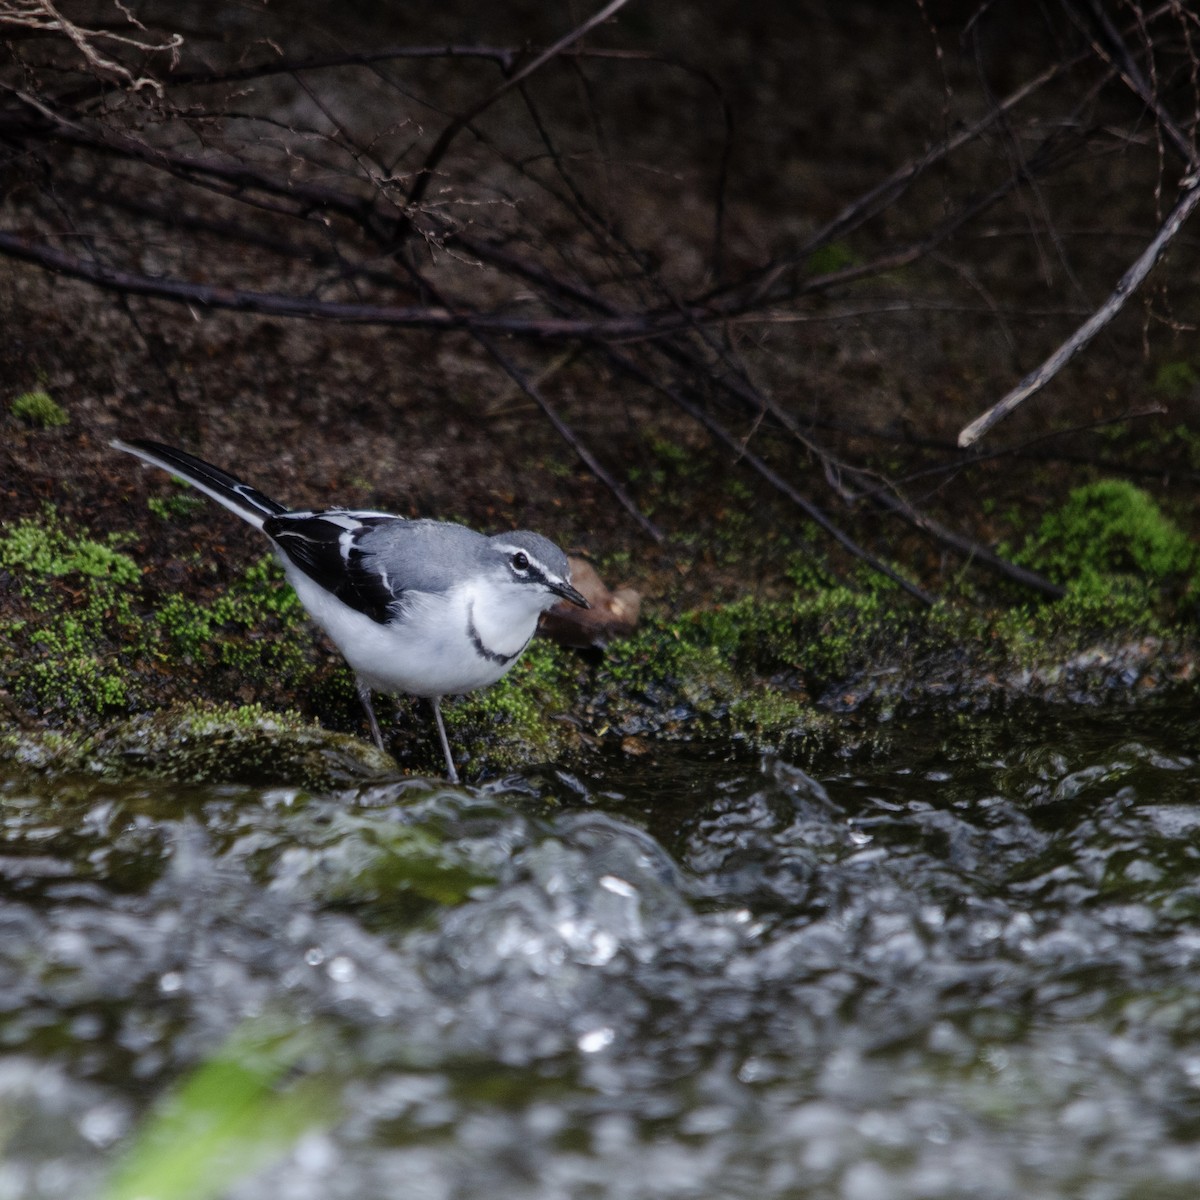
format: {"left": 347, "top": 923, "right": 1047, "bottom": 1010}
{"left": 1, "top": 473, "right": 1196, "bottom": 785}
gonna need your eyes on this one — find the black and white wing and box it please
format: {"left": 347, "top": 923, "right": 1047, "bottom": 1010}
{"left": 263, "top": 510, "right": 403, "bottom": 625}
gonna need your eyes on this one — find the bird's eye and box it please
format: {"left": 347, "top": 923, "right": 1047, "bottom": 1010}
{"left": 511, "top": 551, "right": 530, "bottom": 572}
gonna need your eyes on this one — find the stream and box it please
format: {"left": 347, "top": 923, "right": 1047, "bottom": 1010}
{"left": 3, "top": 701, "right": 1200, "bottom": 1199}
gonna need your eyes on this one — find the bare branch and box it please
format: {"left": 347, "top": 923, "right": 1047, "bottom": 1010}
{"left": 1069, "top": 0, "right": 1198, "bottom": 170}
{"left": 0, "top": 228, "right": 665, "bottom": 336}
{"left": 0, "top": 0, "right": 181, "bottom": 94}
{"left": 469, "top": 334, "right": 665, "bottom": 544}
{"left": 399, "top": 0, "right": 632, "bottom": 237}
{"left": 603, "top": 347, "right": 938, "bottom": 605}
{"left": 958, "top": 173, "right": 1200, "bottom": 447}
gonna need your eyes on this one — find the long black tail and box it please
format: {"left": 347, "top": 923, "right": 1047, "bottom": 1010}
{"left": 111, "top": 438, "right": 288, "bottom": 529}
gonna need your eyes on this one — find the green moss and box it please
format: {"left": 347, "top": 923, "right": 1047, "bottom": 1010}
{"left": 784, "top": 549, "right": 841, "bottom": 592}
{"left": 1152, "top": 361, "right": 1198, "bottom": 401}
{"left": 449, "top": 639, "right": 584, "bottom": 769}
{"left": 0, "top": 509, "right": 143, "bottom": 717}
{"left": 10, "top": 389, "right": 68, "bottom": 428}
{"left": 21, "top": 655, "right": 128, "bottom": 714}
{"left": 0, "top": 728, "right": 88, "bottom": 773}
{"left": 806, "top": 240, "right": 859, "bottom": 275}
{"left": 648, "top": 436, "right": 692, "bottom": 468}
{"left": 4, "top": 487, "right": 1196, "bottom": 778}
{"left": 0, "top": 509, "right": 140, "bottom": 591}
{"left": 678, "top": 588, "right": 899, "bottom": 686}
{"left": 601, "top": 622, "right": 725, "bottom": 715}
{"left": 0, "top": 513, "right": 314, "bottom": 725}
{"left": 1014, "top": 482, "right": 1197, "bottom": 622}
{"left": 0, "top": 702, "right": 393, "bottom": 785}
{"left": 158, "top": 555, "right": 313, "bottom": 686}
{"left": 594, "top": 585, "right": 915, "bottom": 751}
{"left": 727, "top": 691, "right": 821, "bottom": 752}
{"left": 177, "top": 700, "right": 306, "bottom": 735}
{"left": 994, "top": 576, "right": 1162, "bottom": 654}
{"left": 147, "top": 493, "right": 205, "bottom": 521}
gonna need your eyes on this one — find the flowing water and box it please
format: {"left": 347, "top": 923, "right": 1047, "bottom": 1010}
{"left": 4, "top": 701, "right": 1200, "bottom": 1199}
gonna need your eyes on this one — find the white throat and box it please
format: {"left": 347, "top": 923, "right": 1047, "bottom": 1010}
{"left": 461, "top": 578, "right": 548, "bottom": 660}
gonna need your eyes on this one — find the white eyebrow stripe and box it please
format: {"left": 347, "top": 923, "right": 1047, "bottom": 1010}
{"left": 493, "top": 544, "right": 553, "bottom": 573}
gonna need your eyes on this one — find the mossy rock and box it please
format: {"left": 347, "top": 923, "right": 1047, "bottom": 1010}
{"left": 1017, "top": 480, "right": 1197, "bottom": 589}
{"left": 0, "top": 729, "right": 92, "bottom": 775}
{"left": 0, "top": 705, "right": 395, "bottom": 788}
{"left": 446, "top": 639, "right": 590, "bottom": 773}
{"left": 85, "top": 704, "right": 396, "bottom": 788}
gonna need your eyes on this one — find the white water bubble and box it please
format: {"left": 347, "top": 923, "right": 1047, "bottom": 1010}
{"left": 577, "top": 1027, "right": 615, "bottom": 1054}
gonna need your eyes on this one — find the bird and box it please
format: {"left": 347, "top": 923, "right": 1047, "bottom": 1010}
{"left": 111, "top": 438, "right": 588, "bottom": 783}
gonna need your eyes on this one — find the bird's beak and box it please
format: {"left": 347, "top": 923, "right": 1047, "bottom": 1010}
{"left": 551, "top": 579, "right": 590, "bottom": 608}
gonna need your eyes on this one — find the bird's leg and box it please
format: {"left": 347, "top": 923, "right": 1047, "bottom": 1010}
{"left": 430, "top": 696, "right": 459, "bottom": 784}
{"left": 356, "top": 677, "right": 385, "bottom": 751}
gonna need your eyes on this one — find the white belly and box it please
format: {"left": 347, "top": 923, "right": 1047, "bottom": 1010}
{"left": 283, "top": 563, "right": 536, "bottom": 697}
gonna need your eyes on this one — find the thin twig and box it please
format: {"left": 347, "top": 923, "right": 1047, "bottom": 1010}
{"left": 398, "top": 0, "right": 631, "bottom": 238}
{"left": 958, "top": 173, "right": 1200, "bottom": 447}
{"left": 647, "top": 329, "right": 1067, "bottom": 598}
{"left": 603, "top": 348, "right": 936, "bottom": 604}
{"left": 699, "top": 56, "right": 1078, "bottom": 310}
{"left": 1071, "top": 0, "right": 1198, "bottom": 169}
{"left": 698, "top": 2, "right": 1186, "bottom": 310}
{"left": 386, "top": 256, "right": 665, "bottom": 543}
{"left": 470, "top": 332, "right": 665, "bottom": 544}
{"left": 833, "top": 464, "right": 1065, "bottom": 598}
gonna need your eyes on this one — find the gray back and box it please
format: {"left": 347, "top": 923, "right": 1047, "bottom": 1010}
{"left": 358, "top": 520, "right": 491, "bottom": 594}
